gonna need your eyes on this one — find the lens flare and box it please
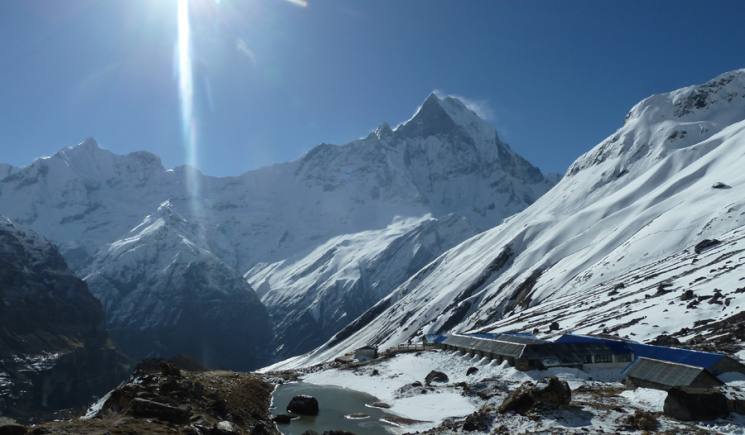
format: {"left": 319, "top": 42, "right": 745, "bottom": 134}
{"left": 177, "top": 0, "right": 201, "bottom": 217}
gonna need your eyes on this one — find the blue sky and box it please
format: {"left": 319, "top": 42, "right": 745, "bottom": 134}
{"left": 1, "top": 0, "right": 744, "bottom": 176}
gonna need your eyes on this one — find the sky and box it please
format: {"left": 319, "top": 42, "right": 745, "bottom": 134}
{"left": 1, "top": 0, "right": 744, "bottom": 177}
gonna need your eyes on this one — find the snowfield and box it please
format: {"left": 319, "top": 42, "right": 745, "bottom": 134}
{"left": 297, "top": 349, "right": 745, "bottom": 434}
{"left": 304, "top": 351, "right": 492, "bottom": 428}
{"left": 248, "top": 214, "right": 475, "bottom": 358}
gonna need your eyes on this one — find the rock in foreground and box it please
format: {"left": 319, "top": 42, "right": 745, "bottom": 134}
{"left": 287, "top": 395, "right": 320, "bottom": 416}
{"left": 34, "top": 359, "right": 278, "bottom": 434}
{"left": 425, "top": 370, "right": 449, "bottom": 385}
{"left": 499, "top": 377, "right": 571, "bottom": 415}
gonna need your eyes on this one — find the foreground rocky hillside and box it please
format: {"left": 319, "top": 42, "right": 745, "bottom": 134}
{"left": 0, "top": 217, "right": 128, "bottom": 421}
{"left": 10, "top": 359, "right": 278, "bottom": 435}
{"left": 272, "top": 68, "right": 745, "bottom": 369}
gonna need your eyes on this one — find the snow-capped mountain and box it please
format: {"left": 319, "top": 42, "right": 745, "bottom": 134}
{"left": 0, "top": 163, "right": 15, "bottom": 180}
{"left": 0, "top": 93, "right": 552, "bottom": 275}
{"left": 273, "top": 69, "right": 745, "bottom": 369}
{"left": 83, "top": 201, "right": 273, "bottom": 370}
{"left": 0, "top": 217, "right": 126, "bottom": 419}
{"left": 0, "top": 93, "right": 552, "bottom": 363}
{"left": 247, "top": 214, "right": 475, "bottom": 358}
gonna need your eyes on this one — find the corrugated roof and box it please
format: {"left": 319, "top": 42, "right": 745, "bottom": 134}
{"left": 443, "top": 334, "right": 525, "bottom": 358}
{"left": 443, "top": 334, "right": 626, "bottom": 362}
{"left": 522, "top": 342, "right": 624, "bottom": 364}
{"left": 465, "top": 331, "right": 542, "bottom": 343}
{"left": 494, "top": 333, "right": 545, "bottom": 344}
{"left": 556, "top": 334, "right": 726, "bottom": 369}
{"left": 625, "top": 357, "right": 723, "bottom": 388}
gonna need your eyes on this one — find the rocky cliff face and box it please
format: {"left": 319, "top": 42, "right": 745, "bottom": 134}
{"left": 84, "top": 202, "right": 274, "bottom": 370}
{"left": 0, "top": 217, "right": 128, "bottom": 421}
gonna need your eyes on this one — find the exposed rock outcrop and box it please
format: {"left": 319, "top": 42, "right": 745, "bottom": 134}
{"left": 36, "top": 359, "right": 278, "bottom": 434}
{"left": 498, "top": 377, "right": 571, "bottom": 415}
{"left": 425, "top": 370, "right": 449, "bottom": 385}
{"left": 84, "top": 203, "right": 274, "bottom": 370}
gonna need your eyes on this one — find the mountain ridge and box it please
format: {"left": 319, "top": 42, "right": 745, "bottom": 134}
{"left": 83, "top": 201, "right": 274, "bottom": 370}
{"left": 0, "top": 92, "right": 554, "bottom": 364}
{"left": 267, "top": 68, "right": 745, "bottom": 370}
{"left": 0, "top": 92, "right": 553, "bottom": 273}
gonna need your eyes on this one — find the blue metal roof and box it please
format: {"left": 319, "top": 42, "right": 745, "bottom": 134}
{"left": 464, "top": 332, "right": 501, "bottom": 340}
{"left": 556, "top": 334, "right": 725, "bottom": 369}
{"left": 465, "top": 331, "right": 540, "bottom": 341}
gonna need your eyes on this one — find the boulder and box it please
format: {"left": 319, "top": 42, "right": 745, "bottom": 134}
{"left": 425, "top": 370, "right": 449, "bottom": 385}
{"left": 467, "top": 367, "right": 479, "bottom": 376}
{"left": 466, "top": 379, "right": 508, "bottom": 400}
{"left": 694, "top": 239, "right": 721, "bottom": 254}
{"left": 499, "top": 377, "right": 571, "bottom": 415}
{"left": 532, "top": 377, "right": 571, "bottom": 406}
{"left": 663, "top": 388, "right": 729, "bottom": 421}
{"left": 462, "top": 407, "right": 493, "bottom": 432}
{"left": 549, "top": 321, "right": 560, "bottom": 331}
{"left": 620, "top": 410, "right": 658, "bottom": 431}
{"left": 287, "top": 395, "right": 319, "bottom": 416}
{"left": 127, "top": 398, "right": 191, "bottom": 424}
{"left": 0, "top": 423, "right": 27, "bottom": 435}
{"left": 498, "top": 389, "right": 535, "bottom": 415}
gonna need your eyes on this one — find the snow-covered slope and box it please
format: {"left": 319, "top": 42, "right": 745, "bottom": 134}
{"left": 247, "top": 214, "right": 474, "bottom": 358}
{"left": 274, "top": 68, "right": 745, "bottom": 369}
{"left": 83, "top": 201, "right": 274, "bottom": 370}
{"left": 0, "top": 95, "right": 552, "bottom": 276}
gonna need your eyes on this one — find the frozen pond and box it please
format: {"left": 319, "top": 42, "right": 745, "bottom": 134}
{"left": 271, "top": 382, "right": 397, "bottom": 435}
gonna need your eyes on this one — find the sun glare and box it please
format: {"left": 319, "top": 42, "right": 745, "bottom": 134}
{"left": 176, "top": 0, "right": 201, "bottom": 218}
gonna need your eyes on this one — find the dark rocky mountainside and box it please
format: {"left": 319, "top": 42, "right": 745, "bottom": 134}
{"left": 83, "top": 202, "right": 275, "bottom": 371}
{"left": 0, "top": 217, "right": 128, "bottom": 421}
